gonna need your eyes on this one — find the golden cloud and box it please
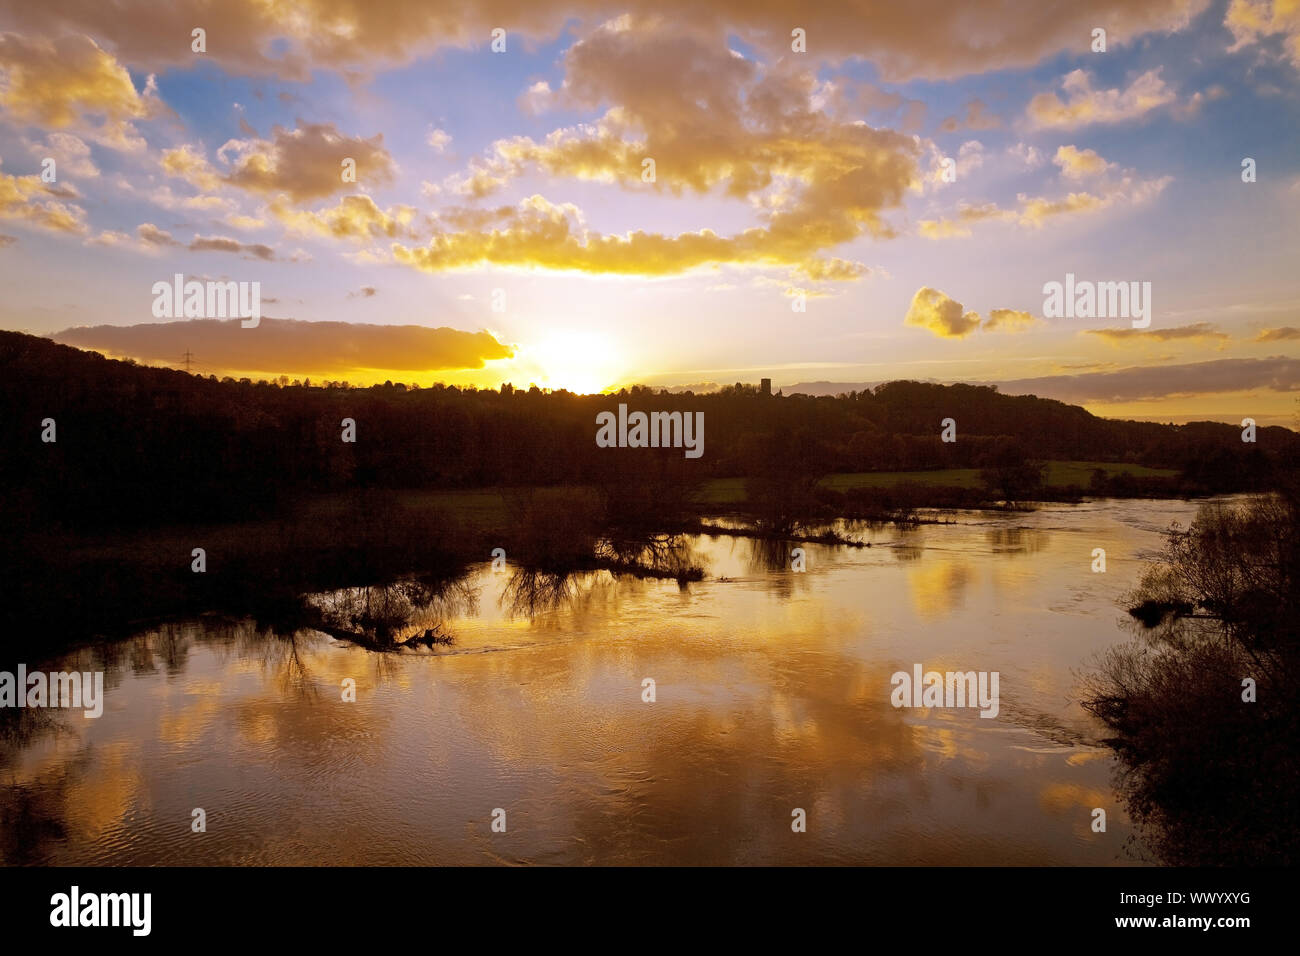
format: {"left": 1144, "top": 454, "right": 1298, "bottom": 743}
{"left": 1027, "top": 68, "right": 1177, "bottom": 129}
{"left": 1053, "top": 145, "right": 1113, "bottom": 179}
{"left": 918, "top": 202, "right": 1010, "bottom": 239}
{"left": 270, "top": 194, "right": 419, "bottom": 240}
{"left": 0, "top": 165, "right": 88, "bottom": 234}
{"left": 1256, "top": 326, "right": 1300, "bottom": 341}
{"left": 51, "top": 318, "right": 515, "bottom": 376}
{"left": 1225, "top": 0, "right": 1300, "bottom": 68}
{"left": 1084, "top": 322, "right": 1230, "bottom": 344}
{"left": 160, "top": 145, "right": 222, "bottom": 192}
{"left": 401, "top": 18, "right": 918, "bottom": 278}
{"left": 796, "top": 257, "right": 873, "bottom": 282}
{"left": 0, "top": 32, "right": 161, "bottom": 150}
{"left": 921, "top": 162, "right": 1172, "bottom": 237}
{"left": 905, "top": 287, "right": 982, "bottom": 339}
{"left": 392, "top": 193, "right": 892, "bottom": 279}
{"left": 983, "top": 309, "right": 1040, "bottom": 332}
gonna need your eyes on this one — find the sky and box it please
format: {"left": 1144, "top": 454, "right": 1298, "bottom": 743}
{"left": 0, "top": 0, "right": 1297, "bottom": 424}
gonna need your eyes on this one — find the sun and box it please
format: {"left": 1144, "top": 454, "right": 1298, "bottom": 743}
{"left": 530, "top": 332, "right": 623, "bottom": 394}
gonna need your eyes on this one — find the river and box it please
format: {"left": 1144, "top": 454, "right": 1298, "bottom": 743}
{"left": 0, "top": 497, "right": 1208, "bottom": 865}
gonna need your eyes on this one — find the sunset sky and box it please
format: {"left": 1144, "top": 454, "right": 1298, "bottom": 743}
{"left": 1, "top": 0, "right": 1297, "bottom": 423}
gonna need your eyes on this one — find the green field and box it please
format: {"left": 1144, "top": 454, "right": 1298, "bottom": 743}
{"left": 701, "top": 460, "right": 1177, "bottom": 505}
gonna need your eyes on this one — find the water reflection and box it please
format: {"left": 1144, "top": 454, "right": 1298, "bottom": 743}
{"left": 1, "top": 500, "right": 1220, "bottom": 865}
{"left": 308, "top": 575, "right": 478, "bottom": 650}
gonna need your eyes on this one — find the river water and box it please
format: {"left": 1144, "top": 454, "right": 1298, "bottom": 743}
{"left": 0, "top": 498, "right": 1207, "bottom": 865}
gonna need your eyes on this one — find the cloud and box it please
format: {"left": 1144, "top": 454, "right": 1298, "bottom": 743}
{"left": 918, "top": 202, "right": 1010, "bottom": 239}
{"left": 905, "top": 287, "right": 982, "bottom": 338}
{"left": 1008, "top": 142, "right": 1046, "bottom": 169}
{"left": 1, "top": 0, "right": 1210, "bottom": 82}
{"left": 1256, "top": 326, "right": 1300, "bottom": 341}
{"left": 905, "top": 290, "right": 1043, "bottom": 337}
{"left": 188, "top": 234, "right": 277, "bottom": 260}
{"left": 983, "top": 309, "right": 1040, "bottom": 332}
{"left": 939, "top": 98, "right": 1002, "bottom": 131}
{"left": 160, "top": 144, "right": 223, "bottom": 192}
{"left": 1225, "top": 0, "right": 1300, "bottom": 68}
{"left": 920, "top": 159, "right": 1172, "bottom": 236}
{"left": 223, "top": 213, "right": 266, "bottom": 231}
{"left": 394, "top": 191, "right": 898, "bottom": 279}
{"left": 1053, "top": 145, "right": 1114, "bottom": 179}
{"left": 399, "top": 18, "right": 919, "bottom": 278}
{"left": 0, "top": 165, "right": 88, "bottom": 234}
{"left": 147, "top": 184, "right": 236, "bottom": 214}
{"left": 1084, "top": 322, "right": 1230, "bottom": 344}
{"left": 796, "top": 257, "right": 873, "bottom": 281}
{"left": 50, "top": 318, "right": 515, "bottom": 376}
{"left": 24, "top": 132, "right": 99, "bottom": 178}
{"left": 1027, "top": 68, "right": 1177, "bottom": 129}
{"left": 519, "top": 80, "right": 556, "bottom": 115}
{"left": 0, "top": 33, "right": 163, "bottom": 150}
{"left": 218, "top": 122, "right": 396, "bottom": 201}
{"left": 126, "top": 222, "right": 278, "bottom": 258}
{"left": 996, "top": 356, "right": 1300, "bottom": 403}
{"left": 426, "top": 128, "right": 452, "bottom": 152}
{"left": 271, "top": 193, "right": 419, "bottom": 240}
{"left": 162, "top": 123, "right": 396, "bottom": 203}
{"left": 137, "top": 222, "right": 178, "bottom": 247}
{"left": 927, "top": 140, "right": 985, "bottom": 185}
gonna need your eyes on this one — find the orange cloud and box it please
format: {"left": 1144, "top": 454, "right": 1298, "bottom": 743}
{"left": 51, "top": 318, "right": 515, "bottom": 377}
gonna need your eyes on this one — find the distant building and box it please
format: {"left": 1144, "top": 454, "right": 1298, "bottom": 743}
{"left": 760, "top": 378, "right": 771, "bottom": 396}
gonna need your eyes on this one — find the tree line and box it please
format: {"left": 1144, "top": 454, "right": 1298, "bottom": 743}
{"left": 1, "top": 330, "right": 1293, "bottom": 533}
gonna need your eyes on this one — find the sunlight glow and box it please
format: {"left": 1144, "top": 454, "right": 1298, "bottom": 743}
{"left": 528, "top": 332, "right": 623, "bottom": 394}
